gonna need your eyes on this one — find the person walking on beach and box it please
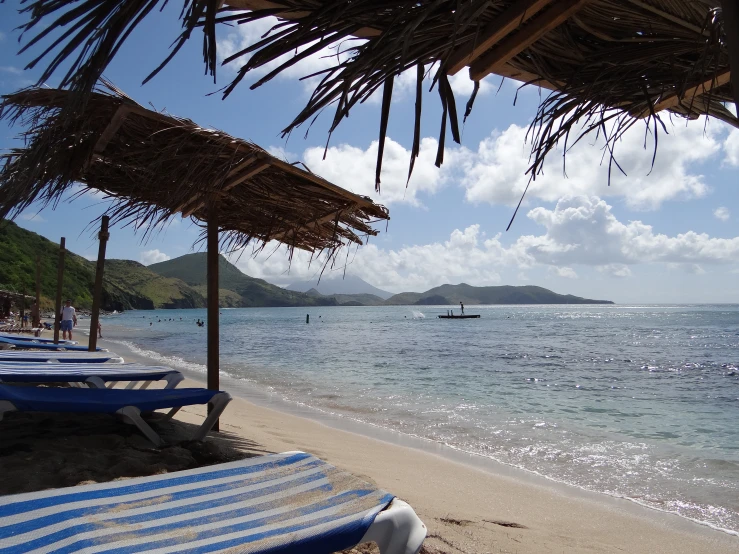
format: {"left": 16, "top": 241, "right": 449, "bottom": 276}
{"left": 460, "top": 302, "right": 464, "bottom": 315}
{"left": 97, "top": 320, "right": 103, "bottom": 339}
{"left": 60, "top": 299, "right": 77, "bottom": 341}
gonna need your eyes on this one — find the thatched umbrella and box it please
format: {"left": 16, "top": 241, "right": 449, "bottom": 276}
{"left": 0, "top": 82, "right": 390, "bottom": 422}
{"left": 9, "top": 0, "right": 738, "bottom": 211}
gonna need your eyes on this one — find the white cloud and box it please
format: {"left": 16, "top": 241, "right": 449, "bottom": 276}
{"left": 667, "top": 263, "right": 706, "bottom": 275}
{"left": 0, "top": 66, "right": 21, "bottom": 75}
{"left": 550, "top": 266, "right": 578, "bottom": 279}
{"left": 714, "top": 207, "right": 730, "bottom": 221}
{"left": 140, "top": 249, "right": 171, "bottom": 265}
{"left": 457, "top": 118, "right": 723, "bottom": 210}
{"left": 217, "top": 16, "right": 358, "bottom": 92}
{"left": 724, "top": 129, "right": 739, "bottom": 166}
{"left": 0, "top": 31, "right": 6, "bottom": 41}
{"left": 596, "top": 264, "right": 632, "bottom": 278}
{"left": 302, "top": 137, "right": 460, "bottom": 206}
{"left": 229, "top": 196, "right": 739, "bottom": 292}
{"left": 19, "top": 213, "right": 45, "bottom": 223}
{"left": 230, "top": 224, "right": 515, "bottom": 291}
{"left": 516, "top": 196, "right": 739, "bottom": 267}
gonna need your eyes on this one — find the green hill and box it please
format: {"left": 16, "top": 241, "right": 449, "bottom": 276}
{"left": 148, "top": 253, "right": 337, "bottom": 307}
{"left": 0, "top": 220, "right": 204, "bottom": 311}
{"left": 102, "top": 260, "right": 205, "bottom": 311}
{"left": 304, "top": 288, "right": 386, "bottom": 306}
{"left": 385, "top": 284, "right": 612, "bottom": 305}
{"left": 0, "top": 220, "right": 96, "bottom": 309}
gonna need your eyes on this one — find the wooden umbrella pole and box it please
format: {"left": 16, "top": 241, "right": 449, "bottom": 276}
{"left": 723, "top": 0, "right": 739, "bottom": 111}
{"left": 20, "top": 288, "right": 26, "bottom": 328}
{"left": 35, "top": 255, "right": 41, "bottom": 328}
{"left": 88, "top": 216, "right": 110, "bottom": 351}
{"left": 53, "top": 237, "right": 66, "bottom": 344}
{"left": 207, "top": 201, "right": 220, "bottom": 432}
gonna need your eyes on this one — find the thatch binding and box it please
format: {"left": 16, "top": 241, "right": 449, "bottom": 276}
{"left": 8, "top": 0, "right": 738, "bottom": 203}
{"left": 0, "top": 83, "right": 389, "bottom": 256}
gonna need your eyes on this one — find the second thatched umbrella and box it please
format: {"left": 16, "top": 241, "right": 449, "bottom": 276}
{"left": 0, "top": 82, "right": 390, "bottom": 427}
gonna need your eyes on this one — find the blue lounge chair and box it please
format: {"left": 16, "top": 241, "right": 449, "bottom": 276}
{"left": 0, "top": 362, "right": 183, "bottom": 389}
{"left": 0, "top": 351, "right": 123, "bottom": 363}
{"left": 0, "top": 385, "right": 230, "bottom": 447}
{"left": 0, "top": 333, "right": 77, "bottom": 345}
{"left": 0, "top": 337, "right": 104, "bottom": 351}
{"left": 0, "top": 451, "right": 426, "bottom": 554}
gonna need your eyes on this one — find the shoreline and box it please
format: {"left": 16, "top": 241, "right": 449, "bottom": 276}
{"left": 97, "top": 331, "right": 739, "bottom": 552}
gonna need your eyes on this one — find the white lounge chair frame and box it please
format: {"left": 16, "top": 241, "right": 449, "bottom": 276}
{"left": 0, "top": 391, "right": 231, "bottom": 447}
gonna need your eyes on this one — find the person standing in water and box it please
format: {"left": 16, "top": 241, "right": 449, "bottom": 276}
{"left": 460, "top": 302, "right": 465, "bottom": 315}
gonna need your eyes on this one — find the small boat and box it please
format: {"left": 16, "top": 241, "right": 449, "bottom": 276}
{"left": 438, "top": 314, "right": 480, "bottom": 319}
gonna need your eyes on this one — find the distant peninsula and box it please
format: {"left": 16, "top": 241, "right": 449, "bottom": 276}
{"left": 1, "top": 221, "right": 613, "bottom": 309}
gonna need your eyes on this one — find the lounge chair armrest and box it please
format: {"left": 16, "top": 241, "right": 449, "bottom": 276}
{"left": 360, "top": 499, "right": 427, "bottom": 554}
{"left": 0, "top": 400, "right": 18, "bottom": 421}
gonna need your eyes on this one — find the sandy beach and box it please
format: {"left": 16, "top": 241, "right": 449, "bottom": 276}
{"left": 1, "top": 330, "right": 737, "bottom": 554}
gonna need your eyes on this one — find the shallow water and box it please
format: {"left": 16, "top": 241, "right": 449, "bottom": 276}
{"left": 104, "top": 305, "right": 739, "bottom": 535}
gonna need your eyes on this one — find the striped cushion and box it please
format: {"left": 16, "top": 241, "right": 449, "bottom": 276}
{"left": 0, "top": 363, "right": 177, "bottom": 383}
{"left": 0, "top": 352, "right": 122, "bottom": 363}
{"left": 0, "top": 452, "right": 394, "bottom": 553}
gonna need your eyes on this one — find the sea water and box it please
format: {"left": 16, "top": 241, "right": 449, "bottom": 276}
{"left": 103, "top": 305, "right": 739, "bottom": 535}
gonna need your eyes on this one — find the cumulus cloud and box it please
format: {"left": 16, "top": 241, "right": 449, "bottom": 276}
{"left": 217, "top": 17, "right": 360, "bottom": 92}
{"left": 596, "top": 264, "right": 632, "bottom": 278}
{"left": 551, "top": 266, "right": 578, "bottom": 279}
{"left": 229, "top": 196, "right": 739, "bottom": 291}
{"left": 19, "top": 213, "right": 45, "bottom": 223}
{"left": 302, "top": 137, "right": 460, "bottom": 205}
{"left": 516, "top": 196, "right": 739, "bottom": 267}
{"left": 724, "top": 129, "right": 739, "bottom": 167}
{"left": 714, "top": 207, "right": 730, "bottom": 221}
{"left": 458, "top": 119, "right": 723, "bottom": 210}
{"left": 140, "top": 249, "right": 171, "bottom": 265}
{"left": 231, "top": 224, "right": 515, "bottom": 291}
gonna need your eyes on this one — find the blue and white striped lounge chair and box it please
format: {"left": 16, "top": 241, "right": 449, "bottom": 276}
{"left": 0, "top": 351, "right": 124, "bottom": 363}
{"left": 0, "top": 337, "right": 104, "bottom": 352}
{"left": 0, "top": 384, "right": 230, "bottom": 447}
{"left": 0, "top": 362, "right": 184, "bottom": 389}
{"left": 0, "top": 333, "right": 77, "bottom": 345}
{"left": 0, "top": 451, "right": 426, "bottom": 554}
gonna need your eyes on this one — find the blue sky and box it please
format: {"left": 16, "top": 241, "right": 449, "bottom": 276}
{"left": 1, "top": 4, "right": 739, "bottom": 303}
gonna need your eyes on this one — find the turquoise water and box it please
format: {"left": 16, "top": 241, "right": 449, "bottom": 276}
{"left": 104, "top": 305, "right": 739, "bottom": 535}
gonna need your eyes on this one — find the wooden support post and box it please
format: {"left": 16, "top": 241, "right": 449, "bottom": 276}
{"left": 469, "top": 0, "right": 591, "bottom": 81}
{"left": 446, "top": 0, "right": 554, "bottom": 75}
{"left": 53, "top": 238, "right": 66, "bottom": 344}
{"left": 89, "top": 216, "right": 110, "bottom": 352}
{"left": 723, "top": 0, "right": 739, "bottom": 112}
{"left": 207, "top": 202, "right": 220, "bottom": 432}
{"left": 20, "top": 288, "right": 26, "bottom": 328}
{"left": 34, "top": 255, "right": 41, "bottom": 328}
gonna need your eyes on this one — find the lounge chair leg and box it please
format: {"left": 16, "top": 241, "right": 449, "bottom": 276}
{"left": 192, "top": 392, "right": 232, "bottom": 442}
{"left": 164, "top": 373, "right": 184, "bottom": 389}
{"left": 85, "top": 376, "right": 106, "bottom": 389}
{"left": 360, "top": 499, "right": 427, "bottom": 554}
{"left": 0, "top": 400, "right": 17, "bottom": 421}
{"left": 116, "top": 406, "right": 165, "bottom": 447}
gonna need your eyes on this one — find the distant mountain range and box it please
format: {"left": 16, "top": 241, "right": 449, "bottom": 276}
{"left": 287, "top": 274, "right": 393, "bottom": 299}
{"left": 384, "top": 283, "right": 613, "bottom": 305}
{"left": 1, "top": 220, "right": 613, "bottom": 309}
{"left": 149, "top": 253, "right": 336, "bottom": 308}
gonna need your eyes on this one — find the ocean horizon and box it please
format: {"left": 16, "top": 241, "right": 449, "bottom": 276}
{"left": 100, "top": 303, "right": 739, "bottom": 536}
